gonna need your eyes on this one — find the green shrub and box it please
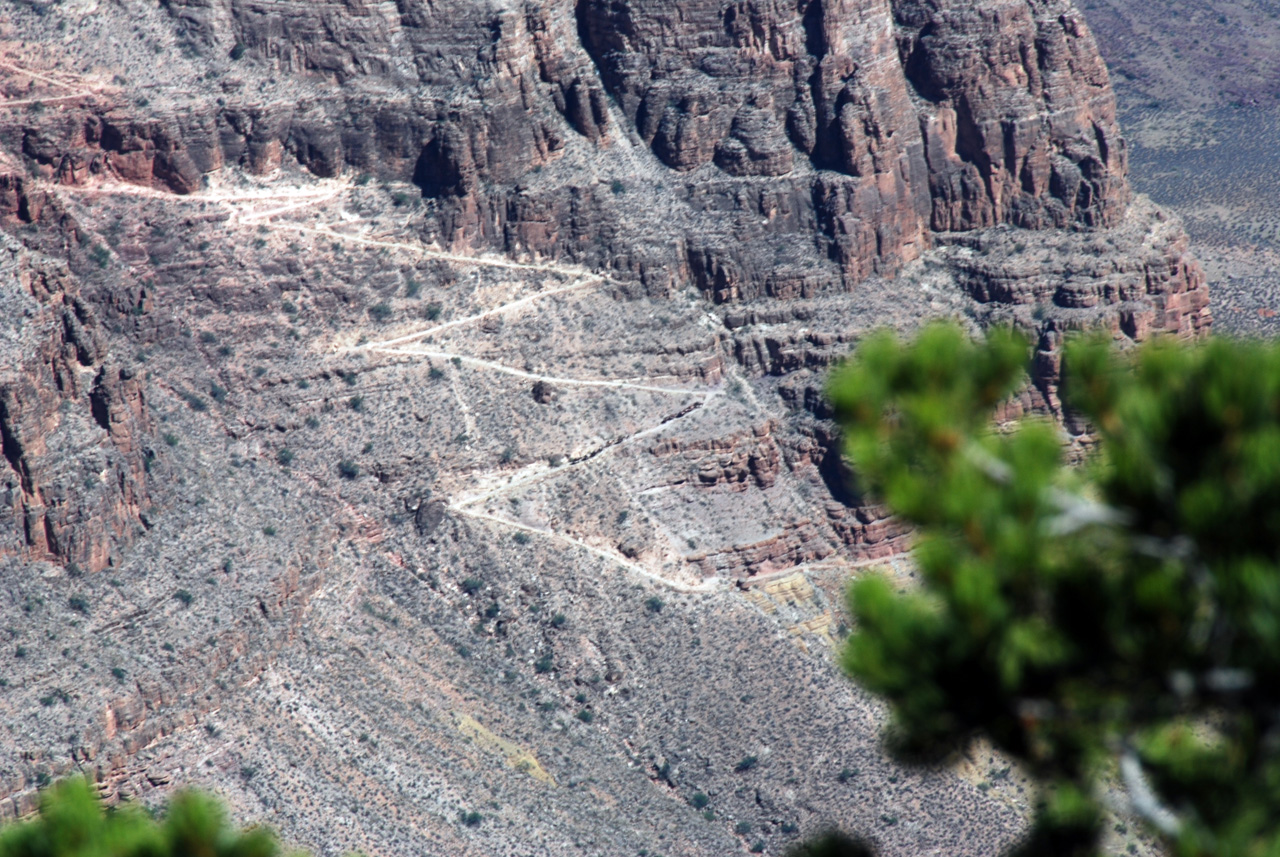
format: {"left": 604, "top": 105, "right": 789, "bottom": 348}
{"left": 460, "top": 578, "right": 484, "bottom": 595}
{"left": 534, "top": 655, "right": 553, "bottom": 674}
{"left": 513, "top": 531, "right": 531, "bottom": 545}
{"left": 110, "top": 667, "right": 126, "bottom": 682}
{"left": 459, "top": 811, "right": 482, "bottom": 827}
{"left": 549, "top": 613, "right": 567, "bottom": 629}
{"left": 425, "top": 303, "right": 443, "bottom": 321}
{"left": 0, "top": 777, "right": 285, "bottom": 856}
{"left": 734, "top": 755, "right": 758, "bottom": 773}
{"left": 691, "top": 792, "right": 709, "bottom": 810}
{"left": 348, "top": 396, "right": 364, "bottom": 412}
{"left": 276, "top": 448, "right": 293, "bottom": 467}
{"left": 575, "top": 709, "right": 595, "bottom": 724}
{"left": 824, "top": 324, "right": 1280, "bottom": 856}
{"left": 368, "top": 302, "right": 393, "bottom": 323}
{"left": 644, "top": 596, "right": 664, "bottom": 614}
{"left": 174, "top": 590, "right": 194, "bottom": 606}
{"left": 735, "top": 821, "right": 752, "bottom": 835}
{"left": 67, "top": 596, "right": 89, "bottom": 616}
{"left": 337, "top": 459, "right": 359, "bottom": 480}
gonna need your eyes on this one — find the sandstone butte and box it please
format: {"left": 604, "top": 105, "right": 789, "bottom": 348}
{"left": 0, "top": 1, "right": 1206, "bottom": 856}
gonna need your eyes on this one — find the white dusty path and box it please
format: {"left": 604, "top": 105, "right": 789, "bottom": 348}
{"left": 375, "top": 348, "right": 716, "bottom": 398}
{"left": 0, "top": 61, "right": 100, "bottom": 108}
{"left": 451, "top": 507, "right": 722, "bottom": 594}
{"left": 48, "top": 173, "right": 896, "bottom": 593}
{"left": 356, "top": 276, "right": 605, "bottom": 351}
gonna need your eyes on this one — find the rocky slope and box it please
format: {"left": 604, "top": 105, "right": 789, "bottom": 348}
{"left": 1070, "top": 0, "right": 1280, "bottom": 338}
{"left": 0, "top": 1, "right": 1205, "bottom": 856}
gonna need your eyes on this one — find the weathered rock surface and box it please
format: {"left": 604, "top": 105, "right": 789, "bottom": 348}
{"left": 0, "top": 1, "right": 1208, "bottom": 856}
{"left": 0, "top": 228, "right": 151, "bottom": 573}
{"left": 5, "top": 0, "right": 1137, "bottom": 297}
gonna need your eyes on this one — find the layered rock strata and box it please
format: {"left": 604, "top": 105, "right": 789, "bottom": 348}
{"left": 7, "top": 0, "right": 1140, "bottom": 297}
{"left": 0, "top": 0, "right": 1210, "bottom": 856}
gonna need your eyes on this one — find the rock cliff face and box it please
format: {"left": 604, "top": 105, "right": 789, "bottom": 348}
{"left": 0, "top": 223, "right": 151, "bottom": 573}
{"left": 10, "top": 0, "right": 1142, "bottom": 298}
{"left": 0, "top": 1, "right": 1207, "bottom": 856}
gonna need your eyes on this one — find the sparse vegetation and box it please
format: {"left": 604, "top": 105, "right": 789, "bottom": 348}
{"left": 337, "top": 459, "right": 359, "bottom": 479}
{"left": 733, "top": 755, "right": 758, "bottom": 773}
{"left": 644, "top": 596, "right": 664, "bottom": 614}
{"left": 369, "top": 302, "right": 393, "bottom": 323}
{"left": 534, "top": 655, "right": 553, "bottom": 674}
{"left": 67, "top": 596, "right": 89, "bottom": 616}
{"left": 174, "top": 589, "right": 194, "bottom": 606}
{"left": 460, "top": 578, "right": 484, "bottom": 595}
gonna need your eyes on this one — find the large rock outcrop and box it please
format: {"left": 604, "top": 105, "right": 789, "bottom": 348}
{"left": 5, "top": 0, "right": 1141, "bottom": 298}
{"left": 0, "top": 232, "right": 151, "bottom": 572}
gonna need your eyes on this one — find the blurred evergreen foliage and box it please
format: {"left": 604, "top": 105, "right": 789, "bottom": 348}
{"left": 0, "top": 778, "right": 285, "bottom": 857}
{"left": 826, "top": 324, "right": 1280, "bottom": 857}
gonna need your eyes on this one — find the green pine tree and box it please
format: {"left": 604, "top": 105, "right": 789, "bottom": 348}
{"left": 0, "top": 778, "right": 284, "bottom": 857}
{"left": 823, "top": 324, "right": 1280, "bottom": 857}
